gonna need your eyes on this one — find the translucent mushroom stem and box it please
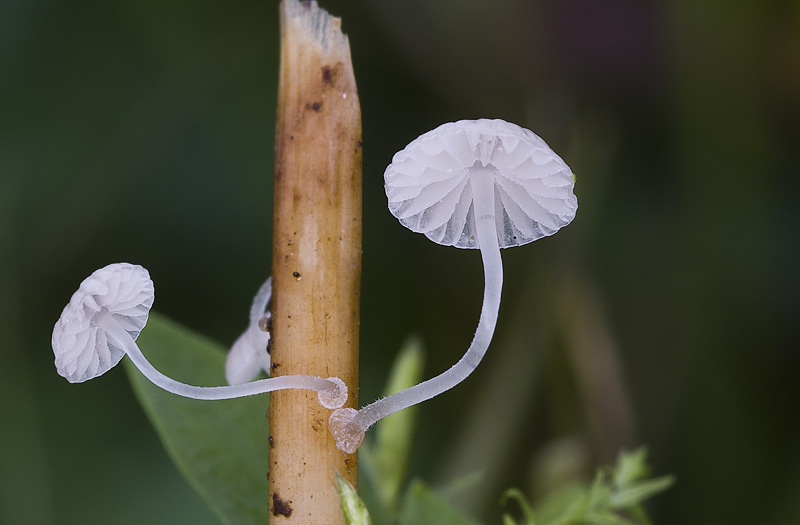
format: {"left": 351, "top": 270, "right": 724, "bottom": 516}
{"left": 95, "top": 309, "right": 346, "bottom": 408}
{"left": 330, "top": 165, "right": 503, "bottom": 453}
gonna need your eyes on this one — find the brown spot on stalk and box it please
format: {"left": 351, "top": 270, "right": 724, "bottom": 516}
{"left": 272, "top": 493, "right": 293, "bottom": 517}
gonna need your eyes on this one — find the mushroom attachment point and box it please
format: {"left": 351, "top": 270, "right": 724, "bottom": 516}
{"left": 330, "top": 119, "right": 577, "bottom": 453}
{"left": 52, "top": 263, "right": 347, "bottom": 408}
{"left": 225, "top": 276, "right": 272, "bottom": 385}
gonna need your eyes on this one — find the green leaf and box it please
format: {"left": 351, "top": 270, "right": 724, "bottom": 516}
{"left": 399, "top": 479, "right": 482, "bottom": 525}
{"left": 579, "top": 511, "right": 633, "bottom": 525}
{"left": 500, "top": 488, "right": 538, "bottom": 525}
{"left": 364, "top": 335, "right": 425, "bottom": 512}
{"left": 531, "top": 481, "right": 585, "bottom": 524}
{"left": 334, "top": 470, "right": 373, "bottom": 525}
{"left": 584, "top": 470, "right": 612, "bottom": 512}
{"left": 611, "top": 449, "right": 650, "bottom": 488}
{"left": 356, "top": 446, "right": 396, "bottom": 525}
{"left": 438, "top": 470, "right": 485, "bottom": 502}
{"left": 514, "top": 446, "right": 674, "bottom": 525}
{"left": 126, "top": 312, "right": 270, "bottom": 524}
{"left": 608, "top": 475, "right": 675, "bottom": 509}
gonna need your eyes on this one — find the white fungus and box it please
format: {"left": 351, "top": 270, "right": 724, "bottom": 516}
{"left": 330, "top": 119, "right": 577, "bottom": 453}
{"left": 225, "top": 276, "right": 272, "bottom": 385}
{"left": 52, "top": 263, "right": 347, "bottom": 409}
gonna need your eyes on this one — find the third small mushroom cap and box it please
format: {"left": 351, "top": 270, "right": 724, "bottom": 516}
{"left": 225, "top": 276, "right": 272, "bottom": 386}
{"left": 329, "top": 119, "right": 577, "bottom": 453}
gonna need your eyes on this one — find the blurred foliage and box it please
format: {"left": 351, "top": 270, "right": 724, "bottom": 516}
{"left": 360, "top": 335, "right": 425, "bottom": 514}
{"left": 2, "top": 0, "right": 798, "bottom": 524}
{"left": 126, "top": 313, "right": 270, "bottom": 524}
{"left": 349, "top": 349, "right": 671, "bottom": 525}
{"left": 501, "top": 449, "right": 674, "bottom": 525}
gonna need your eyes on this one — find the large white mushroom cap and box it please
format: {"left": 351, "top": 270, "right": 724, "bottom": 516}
{"left": 52, "top": 263, "right": 154, "bottom": 383}
{"left": 384, "top": 119, "right": 577, "bottom": 249}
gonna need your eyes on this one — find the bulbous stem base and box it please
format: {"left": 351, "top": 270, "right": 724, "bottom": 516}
{"left": 328, "top": 408, "right": 363, "bottom": 454}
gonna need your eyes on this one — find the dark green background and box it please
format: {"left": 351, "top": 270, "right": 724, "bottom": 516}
{"left": 2, "top": 0, "right": 798, "bottom": 523}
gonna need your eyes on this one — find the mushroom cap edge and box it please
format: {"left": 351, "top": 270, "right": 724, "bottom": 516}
{"left": 52, "top": 263, "right": 154, "bottom": 383}
{"left": 384, "top": 118, "right": 578, "bottom": 249}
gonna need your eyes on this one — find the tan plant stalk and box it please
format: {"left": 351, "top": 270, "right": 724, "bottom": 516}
{"left": 267, "top": 0, "right": 361, "bottom": 522}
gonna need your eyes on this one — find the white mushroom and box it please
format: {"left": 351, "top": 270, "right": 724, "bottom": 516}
{"left": 330, "top": 119, "right": 577, "bottom": 452}
{"left": 225, "top": 276, "right": 272, "bottom": 385}
{"left": 52, "top": 263, "right": 347, "bottom": 409}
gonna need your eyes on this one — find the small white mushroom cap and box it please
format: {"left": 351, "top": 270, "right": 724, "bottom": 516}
{"left": 384, "top": 118, "right": 577, "bottom": 249}
{"left": 52, "top": 263, "right": 154, "bottom": 383}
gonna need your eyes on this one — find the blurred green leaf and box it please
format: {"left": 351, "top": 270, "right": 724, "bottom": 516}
{"left": 611, "top": 449, "right": 650, "bottom": 488}
{"left": 501, "top": 448, "right": 672, "bottom": 525}
{"left": 584, "top": 470, "right": 613, "bottom": 514}
{"left": 438, "top": 470, "right": 485, "bottom": 502}
{"left": 532, "top": 482, "right": 585, "bottom": 525}
{"left": 362, "top": 335, "right": 425, "bottom": 512}
{"left": 357, "top": 337, "right": 483, "bottom": 524}
{"left": 335, "top": 470, "right": 373, "bottom": 525}
{"left": 354, "top": 447, "right": 395, "bottom": 525}
{"left": 608, "top": 449, "right": 674, "bottom": 512}
{"left": 126, "top": 312, "right": 270, "bottom": 525}
{"left": 501, "top": 488, "right": 538, "bottom": 525}
{"left": 399, "top": 479, "right": 482, "bottom": 525}
{"left": 578, "top": 512, "right": 630, "bottom": 525}
{"left": 609, "top": 476, "right": 675, "bottom": 510}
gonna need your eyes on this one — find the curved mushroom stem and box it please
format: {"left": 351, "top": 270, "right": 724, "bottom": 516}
{"left": 95, "top": 309, "right": 347, "bottom": 408}
{"left": 330, "top": 165, "right": 502, "bottom": 453}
